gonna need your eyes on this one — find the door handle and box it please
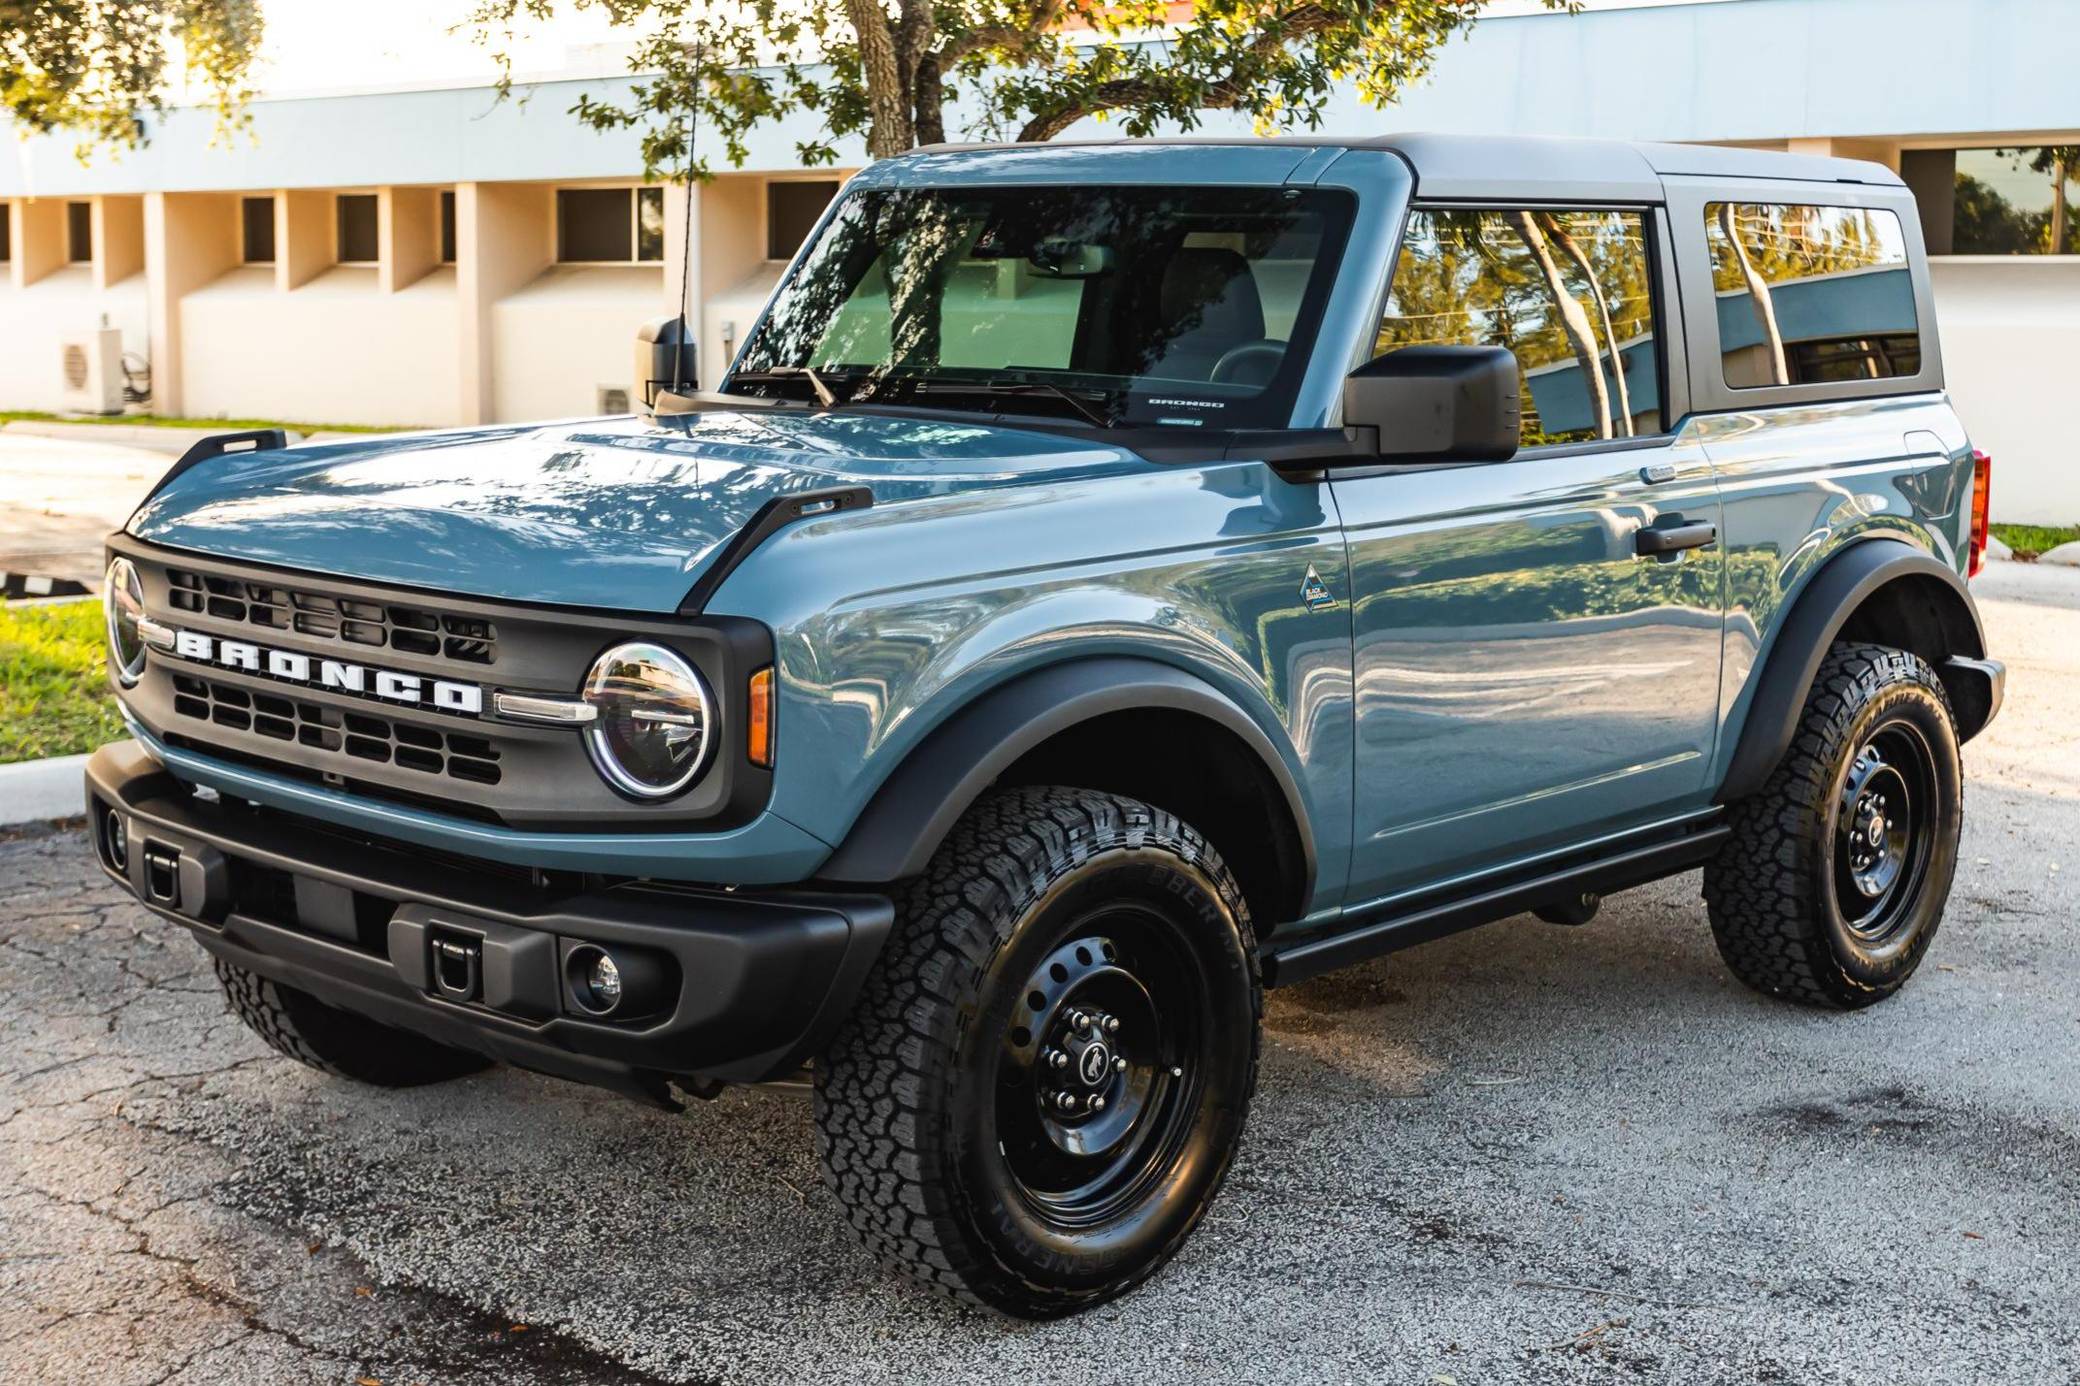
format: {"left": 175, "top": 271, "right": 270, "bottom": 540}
{"left": 1636, "top": 521, "right": 1717, "bottom": 556}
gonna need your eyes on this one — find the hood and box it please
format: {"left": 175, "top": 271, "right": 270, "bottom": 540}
{"left": 127, "top": 410, "right": 1153, "bottom": 612}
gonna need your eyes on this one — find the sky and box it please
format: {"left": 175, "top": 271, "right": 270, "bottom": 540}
{"left": 217, "top": 0, "right": 633, "bottom": 98}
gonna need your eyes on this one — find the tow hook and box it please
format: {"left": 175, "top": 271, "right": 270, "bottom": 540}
{"left": 429, "top": 932, "right": 483, "bottom": 1003}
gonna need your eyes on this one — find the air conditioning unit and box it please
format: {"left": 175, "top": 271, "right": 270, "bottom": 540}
{"left": 596, "top": 384, "right": 632, "bottom": 415}
{"left": 59, "top": 325, "right": 125, "bottom": 415}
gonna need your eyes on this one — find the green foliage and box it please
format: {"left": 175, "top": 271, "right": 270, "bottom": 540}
{"left": 0, "top": 600, "right": 124, "bottom": 764}
{"left": 0, "top": 409, "right": 401, "bottom": 433}
{"left": 0, "top": 1, "right": 263, "bottom": 153}
{"left": 469, "top": 1, "right": 1573, "bottom": 176}
{"left": 1989, "top": 522, "right": 2080, "bottom": 562}
{"left": 1953, "top": 163, "right": 2080, "bottom": 256}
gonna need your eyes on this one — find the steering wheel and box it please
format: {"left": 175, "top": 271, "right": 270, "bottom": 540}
{"left": 1210, "top": 339, "right": 1288, "bottom": 386}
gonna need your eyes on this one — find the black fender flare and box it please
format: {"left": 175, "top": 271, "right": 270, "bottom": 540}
{"left": 1717, "top": 537, "right": 1991, "bottom": 803}
{"left": 815, "top": 656, "right": 1317, "bottom": 894}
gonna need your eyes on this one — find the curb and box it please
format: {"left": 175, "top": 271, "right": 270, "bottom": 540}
{"left": 2, "top": 572, "right": 91, "bottom": 599}
{"left": 0, "top": 753, "right": 91, "bottom": 828}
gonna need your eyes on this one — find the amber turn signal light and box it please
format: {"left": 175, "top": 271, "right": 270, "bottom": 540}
{"left": 747, "top": 666, "right": 775, "bottom": 768}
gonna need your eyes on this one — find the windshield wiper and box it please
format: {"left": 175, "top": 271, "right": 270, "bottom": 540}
{"left": 912, "top": 378, "right": 1116, "bottom": 429}
{"left": 728, "top": 366, "right": 846, "bottom": 407}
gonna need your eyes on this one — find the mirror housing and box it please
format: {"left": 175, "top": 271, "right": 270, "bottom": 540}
{"left": 1342, "top": 345, "right": 1519, "bottom": 463}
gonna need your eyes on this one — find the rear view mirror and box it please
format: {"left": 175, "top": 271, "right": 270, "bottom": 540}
{"left": 1342, "top": 345, "right": 1519, "bottom": 462}
{"left": 1026, "top": 238, "right": 1116, "bottom": 278}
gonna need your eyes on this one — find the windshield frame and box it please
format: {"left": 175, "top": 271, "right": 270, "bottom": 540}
{"left": 720, "top": 158, "right": 1394, "bottom": 433}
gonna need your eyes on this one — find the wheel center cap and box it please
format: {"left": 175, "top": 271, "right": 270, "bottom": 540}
{"left": 1078, "top": 1042, "right": 1113, "bottom": 1085}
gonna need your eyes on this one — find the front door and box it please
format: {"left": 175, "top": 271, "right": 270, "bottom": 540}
{"left": 1334, "top": 205, "right": 1724, "bottom": 906}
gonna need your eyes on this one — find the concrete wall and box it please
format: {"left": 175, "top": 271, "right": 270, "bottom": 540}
{"left": 0, "top": 265, "right": 148, "bottom": 411}
{"left": 1933, "top": 259, "right": 2080, "bottom": 525}
{"left": 492, "top": 265, "right": 661, "bottom": 420}
{"left": 180, "top": 265, "right": 460, "bottom": 427}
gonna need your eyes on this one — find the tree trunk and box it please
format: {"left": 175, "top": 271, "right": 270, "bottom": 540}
{"left": 2053, "top": 157, "right": 2069, "bottom": 256}
{"left": 1718, "top": 203, "right": 1788, "bottom": 386}
{"left": 1511, "top": 211, "right": 1611, "bottom": 439}
{"left": 912, "top": 53, "right": 946, "bottom": 147}
{"left": 846, "top": 0, "right": 914, "bottom": 158}
{"left": 1541, "top": 215, "right": 1633, "bottom": 437}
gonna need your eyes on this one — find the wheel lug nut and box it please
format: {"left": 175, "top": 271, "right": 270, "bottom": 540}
{"left": 1113, "top": 1055, "right": 1127, "bottom": 1072}
{"left": 1103, "top": 1015, "right": 1120, "bottom": 1034}
{"left": 1046, "top": 1048, "right": 1068, "bottom": 1069}
{"left": 1070, "top": 1011, "right": 1092, "bottom": 1033}
{"left": 1090, "top": 1094, "right": 1106, "bottom": 1111}
{"left": 1055, "top": 1091, "right": 1077, "bottom": 1111}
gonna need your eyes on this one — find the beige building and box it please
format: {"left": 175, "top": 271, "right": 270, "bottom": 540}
{"left": 2, "top": 0, "right": 2076, "bottom": 519}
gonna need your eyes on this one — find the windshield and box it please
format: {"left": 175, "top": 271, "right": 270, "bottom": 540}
{"left": 727, "top": 184, "right": 1355, "bottom": 429}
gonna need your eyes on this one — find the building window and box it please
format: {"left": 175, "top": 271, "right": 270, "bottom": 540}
{"left": 440, "top": 190, "right": 456, "bottom": 264}
{"left": 1905, "top": 146, "right": 2080, "bottom": 256}
{"left": 556, "top": 187, "right": 665, "bottom": 263}
{"left": 0, "top": 204, "right": 10, "bottom": 263}
{"left": 767, "top": 180, "right": 838, "bottom": 261}
{"left": 242, "top": 196, "right": 276, "bottom": 264}
{"left": 1704, "top": 203, "right": 1918, "bottom": 389}
{"left": 67, "top": 201, "right": 92, "bottom": 263}
{"left": 336, "top": 193, "right": 379, "bottom": 264}
{"left": 1375, "top": 208, "right": 1663, "bottom": 446}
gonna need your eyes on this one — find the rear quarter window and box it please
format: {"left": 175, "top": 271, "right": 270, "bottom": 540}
{"left": 1704, "top": 203, "right": 1919, "bottom": 388}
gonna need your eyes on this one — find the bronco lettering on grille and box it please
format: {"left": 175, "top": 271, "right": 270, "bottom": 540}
{"left": 168, "top": 629, "right": 484, "bottom": 716}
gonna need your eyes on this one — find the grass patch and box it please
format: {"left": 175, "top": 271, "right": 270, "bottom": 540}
{"left": 0, "top": 599, "right": 125, "bottom": 764}
{"left": 0, "top": 409, "right": 403, "bottom": 434}
{"left": 1989, "top": 522, "right": 2080, "bottom": 562}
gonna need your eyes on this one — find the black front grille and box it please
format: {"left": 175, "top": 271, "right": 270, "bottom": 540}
{"left": 170, "top": 673, "right": 503, "bottom": 785}
{"left": 165, "top": 567, "right": 496, "bottom": 664}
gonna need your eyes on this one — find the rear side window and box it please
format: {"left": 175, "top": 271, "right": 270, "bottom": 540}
{"left": 1704, "top": 203, "right": 1918, "bottom": 388}
{"left": 1376, "top": 209, "right": 1663, "bottom": 447}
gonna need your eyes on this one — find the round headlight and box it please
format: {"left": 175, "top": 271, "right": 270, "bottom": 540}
{"left": 581, "top": 642, "right": 713, "bottom": 799}
{"left": 105, "top": 557, "right": 147, "bottom": 686}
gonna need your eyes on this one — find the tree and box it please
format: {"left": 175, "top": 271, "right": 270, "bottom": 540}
{"left": 469, "top": 0, "right": 1572, "bottom": 177}
{"left": 2000, "top": 145, "right": 2080, "bottom": 254}
{"left": 0, "top": 1, "right": 263, "bottom": 151}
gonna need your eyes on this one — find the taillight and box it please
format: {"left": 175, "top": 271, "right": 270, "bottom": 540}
{"left": 1968, "top": 448, "right": 1992, "bottom": 578}
{"left": 746, "top": 666, "right": 775, "bottom": 768}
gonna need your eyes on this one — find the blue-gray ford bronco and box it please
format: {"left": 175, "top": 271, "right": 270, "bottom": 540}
{"left": 88, "top": 134, "right": 2004, "bottom": 1316}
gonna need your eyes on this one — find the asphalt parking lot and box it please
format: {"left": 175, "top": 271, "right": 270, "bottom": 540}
{"left": 3, "top": 559, "right": 2075, "bottom": 1386}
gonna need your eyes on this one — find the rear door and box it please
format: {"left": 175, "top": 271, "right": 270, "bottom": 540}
{"left": 1333, "top": 203, "right": 1725, "bottom": 906}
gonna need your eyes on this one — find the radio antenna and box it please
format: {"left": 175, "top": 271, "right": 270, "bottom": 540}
{"left": 670, "top": 42, "right": 702, "bottom": 395}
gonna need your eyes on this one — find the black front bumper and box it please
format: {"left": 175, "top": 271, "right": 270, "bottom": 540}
{"left": 85, "top": 741, "right": 892, "bottom": 1100}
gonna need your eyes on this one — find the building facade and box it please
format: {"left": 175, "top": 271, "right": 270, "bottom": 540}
{"left": 1, "top": 0, "right": 2074, "bottom": 519}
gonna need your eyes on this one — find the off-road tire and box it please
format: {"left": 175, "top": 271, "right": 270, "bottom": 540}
{"left": 1704, "top": 642, "right": 1963, "bottom": 1008}
{"left": 814, "top": 786, "right": 1262, "bottom": 1318}
{"left": 215, "top": 960, "right": 492, "bottom": 1086}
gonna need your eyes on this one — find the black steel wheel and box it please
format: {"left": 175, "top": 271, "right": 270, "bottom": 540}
{"left": 815, "top": 786, "right": 1260, "bottom": 1318}
{"left": 1706, "top": 642, "right": 1963, "bottom": 1008}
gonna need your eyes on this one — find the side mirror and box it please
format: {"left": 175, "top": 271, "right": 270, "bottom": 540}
{"left": 1342, "top": 345, "right": 1519, "bottom": 463}
{"left": 636, "top": 315, "right": 699, "bottom": 408}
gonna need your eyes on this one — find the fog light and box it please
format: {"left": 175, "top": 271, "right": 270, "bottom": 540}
{"left": 104, "top": 810, "right": 128, "bottom": 867}
{"left": 589, "top": 953, "right": 623, "bottom": 1009}
{"left": 564, "top": 943, "right": 668, "bottom": 1019}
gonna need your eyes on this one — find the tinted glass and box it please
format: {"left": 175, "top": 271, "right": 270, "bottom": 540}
{"left": 336, "top": 194, "right": 378, "bottom": 263}
{"left": 1705, "top": 203, "right": 1917, "bottom": 388}
{"left": 558, "top": 188, "right": 631, "bottom": 262}
{"left": 767, "top": 180, "right": 839, "bottom": 260}
{"left": 1376, "top": 209, "right": 1661, "bottom": 446}
{"left": 242, "top": 196, "right": 275, "bottom": 263}
{"left": 636, "top": 187, "right": 665, "bottom": 262}
{"left": 1952, "top": 147, "right": 2077, "bottom": 255}
{"left": 67, "top": 201, "right": 92, "bottom": 262}
{"left": 733, "top": 184, "right": 1353, "bottom": 430}
{"left": 440, "top": 190, "right": 456, "bottom": 263}
{"left": 0, "top": 204, "right": 10, "bottom": 263}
